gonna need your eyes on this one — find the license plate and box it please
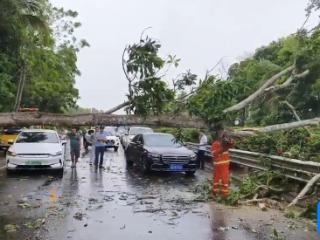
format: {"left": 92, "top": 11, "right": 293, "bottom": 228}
{"left": 26, "top": 160, "right": 42, "bottom": 165}
{"left": 170, "top": 164, "right": 183, "bottom": 170}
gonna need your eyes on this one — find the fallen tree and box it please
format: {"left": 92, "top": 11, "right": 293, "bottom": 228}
{"left": 0, "top": 112, "right": 207, "bottom": 129}
{"left": 0, "top": 112, "right": 319, "bottom": 136}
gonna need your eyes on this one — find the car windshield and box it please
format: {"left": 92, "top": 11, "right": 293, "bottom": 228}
{"left": 144, "top": 134, "right": 182, "bottom": 148}
{"left": 16, "top": 132, "right": 59, "bottom": 143}
{"left": 116, "top": 126, "right": 128, "bottom": 134}
{"left": 129, "top": 127, "right": 153, "bottom": 135}
{"left": 3, "top": 128, "right": 21, "bottom": 135}
{"left": 104, "top": 127, "right": 116, "bottom": 135}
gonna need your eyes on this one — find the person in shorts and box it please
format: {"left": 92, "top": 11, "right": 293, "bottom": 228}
{"left": 68, "top": 127, "right": 81, "bottom": 168}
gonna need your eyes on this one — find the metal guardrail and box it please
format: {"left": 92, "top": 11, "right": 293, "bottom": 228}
{"left": 185, "top": 142, "right": 320, "bottom": 183}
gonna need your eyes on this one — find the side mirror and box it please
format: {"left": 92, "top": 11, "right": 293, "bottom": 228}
{"left": 61, "top": 140, "right": 67, "bottom": 145}
{"left": 8, "top": 140, "right": 14, "bottom": 145}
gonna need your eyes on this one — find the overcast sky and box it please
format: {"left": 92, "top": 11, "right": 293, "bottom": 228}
{"left": 51, "top": 0, "right": 311, "bottom": 111}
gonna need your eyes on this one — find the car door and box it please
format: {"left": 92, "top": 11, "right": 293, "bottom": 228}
{"left": 135, "top": 135, "right": 144, "bottom": 165}
{"left": 127, "top": 134, "right": 141, "bottom": 162}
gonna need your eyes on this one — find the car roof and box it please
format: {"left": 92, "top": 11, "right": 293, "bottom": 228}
{"left": 142, "top": 133, "right": 173, "bottom": 137}
{"left": 21, "top": 129, "right": 57, "bottom": 133}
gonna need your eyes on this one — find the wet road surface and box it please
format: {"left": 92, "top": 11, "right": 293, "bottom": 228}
{"left": 0, "top": 148, "right": 318, "bottom": 240}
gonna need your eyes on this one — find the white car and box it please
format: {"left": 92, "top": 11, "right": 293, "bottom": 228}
{"left": 6, "top": 129, "right": 66, "bottom": 174}
{"left": 104, "top": 127, "right": 120, "bottom": 152}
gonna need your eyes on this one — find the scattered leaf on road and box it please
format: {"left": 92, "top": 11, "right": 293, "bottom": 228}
{"left": 4, "top": 224, "right": 19, "bottom": 232}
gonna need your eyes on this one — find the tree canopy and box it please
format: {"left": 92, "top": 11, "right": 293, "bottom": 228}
{"left": 0, "top": 0, "right": 87, "bottom": 113}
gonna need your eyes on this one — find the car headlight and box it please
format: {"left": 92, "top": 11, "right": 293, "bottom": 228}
{"left": 190, "top": 154, "right": 197, "bottom": 161}
{"left": 7, "top": 150, "right": 17, "bottom": 156}
{"left": 50, "top": 151, "right": 62, "bottom": 156}
{"left": 147, "top": 153, "right": 161, "bottom": 159}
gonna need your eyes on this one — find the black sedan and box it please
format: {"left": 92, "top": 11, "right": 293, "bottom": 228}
{"left": 125, "top": 133, "right": 197, "bottom": 175}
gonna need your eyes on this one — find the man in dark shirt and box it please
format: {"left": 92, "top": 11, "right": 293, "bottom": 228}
{"left": 68, "top": 128, "right": 81, "bottom": 168}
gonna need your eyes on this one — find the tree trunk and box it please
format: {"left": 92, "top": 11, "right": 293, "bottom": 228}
{"left": 0, "top": 112, "right": 318, "bottom": 137}
{"left": 0, "top": 112, "right": 208, "bottom": 129}
{"left": 14, "top": 65, "right": 26, "bottom": 112}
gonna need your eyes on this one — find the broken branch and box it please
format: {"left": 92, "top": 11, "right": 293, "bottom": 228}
{"left": 282, "top": 101, "right": 301, "bottom": 121}
{"left": 264, "top": 69, "right": 310, "bottom": 93}
{"left": 105, "top": 101, "right": 130, "bottom": 114}
{"left": 287, "top": 173, "right": 320, "bottom": 208}
{"left": 232, "top": 117, "right": 320, "bottom": 136}
{"left": 223, "top": 65, "right": 295, "bottom": 113}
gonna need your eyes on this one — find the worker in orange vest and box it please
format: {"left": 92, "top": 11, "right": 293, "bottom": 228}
{"left": 211, "top": 124, "right": 235, "bottom": 198}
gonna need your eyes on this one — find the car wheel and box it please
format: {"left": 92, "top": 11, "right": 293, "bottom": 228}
{"left": 114, "top": 146, "right": 118, "bottom": 152}
{"left": 125, "top": 151, "right": 133, "bottom": 168}
{"left": 126, "top": 159, "right": 133, "bottom": 168}
{"left": 142, "top": 157, "right": 151, "bottom": 174}
{"left": 6, "top": 168, "right": 13, "bottom": 176}
{"left": 185, "top": 171, "right": 195, "bottom": 176}
{"left": 56, "top": 168, "right": 64, "bottom": 177}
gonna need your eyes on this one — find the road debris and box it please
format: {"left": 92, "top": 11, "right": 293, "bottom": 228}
{"left": 23, "top": 218, "right": 46, "bottom": 229}
{"left": 4, "top": 224, "right": 19, "bottom": 233}
{"left": 73, "top": 212, "right": 84, "bottom": 221}
{"left": 258, "top": 203, "right": 267, "bottom": 211}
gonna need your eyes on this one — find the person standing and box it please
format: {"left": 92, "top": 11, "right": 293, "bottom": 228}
{"left": 198, "top": 132, "right": 208, "bottom": 170}
{"left": 88, "top": 127, "right": 99, "bottom": 165}
{"left": 94, "top": 126, "right": 108, "bottom": 168}
{"left": 68, "top": 127, "right": 81, "bottom": 168}
{"left": 211, "top": 124, "right": 235, "bottom": 198}
{"left": 83, "top": 129, "right": 89, "bottom": 154}
{"left": 86, "top": 127, "right": 94, "bottom": 165}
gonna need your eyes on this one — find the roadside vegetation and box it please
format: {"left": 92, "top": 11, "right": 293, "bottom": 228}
{"left": 0, "top": 0, "right": 88, "bottom": 113}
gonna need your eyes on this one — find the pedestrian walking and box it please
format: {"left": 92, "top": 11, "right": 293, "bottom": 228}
{"left": 87, "top": 127, "right": 98, "bottom": 165}
{"left": 211, "top": 124, "right": 235, "bottom": 198}
{"left": 94, "top": 126, "right": 108, "bottom": 168}
{"left": 198, "top": 131, "right": 208, "bottom": 170}
{"left": 67, "top": 127, "right": 82, "bottom": 168}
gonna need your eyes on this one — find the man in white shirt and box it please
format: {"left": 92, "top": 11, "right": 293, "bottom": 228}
{"left": 198, "top": 132, "right": 208, "bottom": 170}
{"left": 86, "top": 128, "right": 96, "bottom": 165}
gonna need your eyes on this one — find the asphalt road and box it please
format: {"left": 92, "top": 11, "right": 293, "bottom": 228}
{"left": 0, "top": 147, "right": 317, "bottom": 240}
